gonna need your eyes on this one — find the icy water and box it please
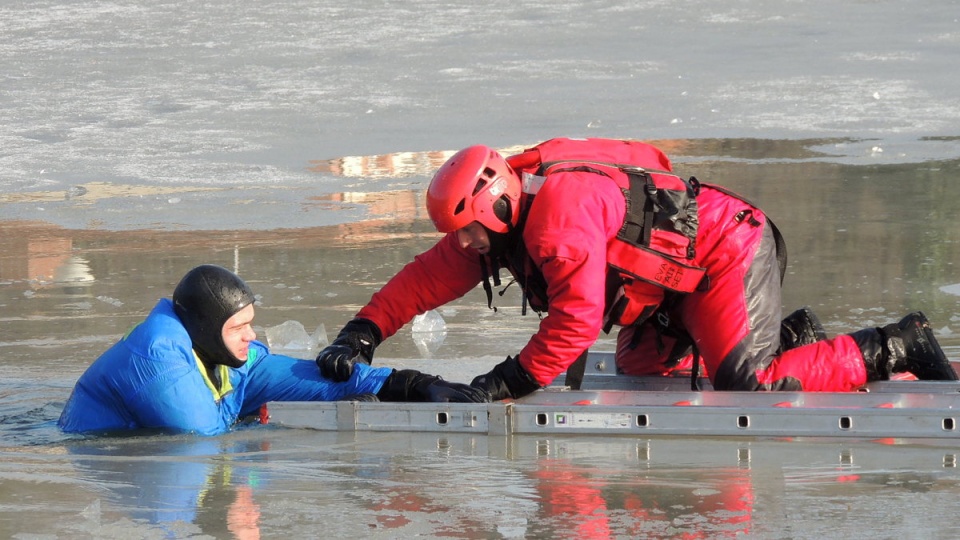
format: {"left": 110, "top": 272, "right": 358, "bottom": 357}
{"left": 3, "top": 0, "right": 960, "bottom": 537}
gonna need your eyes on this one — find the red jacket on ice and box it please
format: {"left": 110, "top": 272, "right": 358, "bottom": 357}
{"left": 357, "top": 138, "right": 868, "bottom": 391}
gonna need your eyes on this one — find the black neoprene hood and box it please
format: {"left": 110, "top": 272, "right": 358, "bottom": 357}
{"left": 172, "top": 264, "right": 256, "bottom": 368}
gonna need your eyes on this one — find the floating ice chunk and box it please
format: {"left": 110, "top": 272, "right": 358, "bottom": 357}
{"left": 96, "top": 295, "right": 123, "bottom": 307}
{"left": 266, "top": 320, "right": 310, "bottom": 350}
{"left": 939, "top": 283, "right": 960, "bottom": 297}
{"left": 80, "top": 498, "right": 101, "bottom": 528}
{"left": 314, "top": 323, "right": 329, "bottom": 349}
{"left": 412, "top": 310, "right": 447, "bottom": 357}
{"left": 65, "top": 185, "right": 87, "bottom": 199}
{"left": 413, "top": 310, "right": 446, "bottom": 333}
{"left": 266, "top": 320, "right": 327, "bottom": 352}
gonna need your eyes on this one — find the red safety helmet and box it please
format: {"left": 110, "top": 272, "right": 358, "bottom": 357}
{"left": 426, "top": 145, "right": 521, "bottom": 234}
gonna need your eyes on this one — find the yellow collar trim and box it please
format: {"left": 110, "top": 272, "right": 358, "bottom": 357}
{"left": 193, "top": 351, "right": 234, "bottom": 401}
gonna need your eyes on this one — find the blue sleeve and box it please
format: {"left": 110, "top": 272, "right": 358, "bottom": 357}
{"left": 237, "top": 349, "right": 393, "bottom": 417}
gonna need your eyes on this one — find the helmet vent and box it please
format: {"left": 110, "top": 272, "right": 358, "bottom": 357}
{"left": 471, "top": 178, "right": 487, "bottom": 196}
{"left": 453, "top": 198, "right": 466, "bottom": 215}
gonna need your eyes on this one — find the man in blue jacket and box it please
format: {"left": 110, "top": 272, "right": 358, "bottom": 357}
{"left": 59, "top": 264, "right": 488, "bottom": 436}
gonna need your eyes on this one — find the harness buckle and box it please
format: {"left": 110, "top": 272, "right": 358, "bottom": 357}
{"left": 656, "top": 310, "right": 670, "bottom": 329}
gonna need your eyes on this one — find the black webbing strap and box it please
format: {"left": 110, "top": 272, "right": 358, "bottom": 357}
{"left": 617, "top": 169, "right": 657, "bottom": 247}
{"left": 690, "top": 344, "right": 702, "bottom": 391}
{"left": 479, "top": 255, "right": 498, "bottom": 312}
{"left": 564, "top": 349, "right": 590, "bottom": 390}
{"left": 641, "top": 173, "right": 656, "bottom": 245}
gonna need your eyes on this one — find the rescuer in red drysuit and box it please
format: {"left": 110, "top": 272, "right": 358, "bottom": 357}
{"left": 316, "top": 138, "right": 957, "bottom": 399}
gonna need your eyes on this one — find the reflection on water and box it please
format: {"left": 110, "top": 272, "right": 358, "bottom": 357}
{"left": 309, "top": 145, "right": 528, "bottom": 180}
{"left": 3, "top": 432, "right": 960, "bottom": 538}
{"left": 306, "top": 138, "right": 864, "bottom": 181}
{"left": 309, "top": 148, "right": 458, "bottom": 179}
{"left": 0, "top": 222, "right": 94, "bottom": 292}
{"left": 65, "top": 436, "right": 268, "bottom": 538}
{"left": 51, "top": 255, "right": 95, "bottom": 291}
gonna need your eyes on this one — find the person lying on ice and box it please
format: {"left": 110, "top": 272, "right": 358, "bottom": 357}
{"left": 59, "top": 264, "right": 488, "bottom": 436}
{"left": 315, "top": 137, "right": 958, "bottom": 401}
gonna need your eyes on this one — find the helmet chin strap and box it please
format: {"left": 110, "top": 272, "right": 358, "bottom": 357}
{"left": 479, "top": 223, "right": 544, "bottom": 318}
{"left": 478, "top": 225, "right": 517, "bottom": 313}
{"left": 484, "top": 226, "right": 514, "bottom": 259}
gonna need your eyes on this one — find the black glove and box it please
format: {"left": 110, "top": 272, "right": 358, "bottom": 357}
{"left": 316, "top": 318, "right": 382, "bottom": 382}
{"left": 377, "top": 369, "right": 491, "bottom": 403}
{"left": 470, "top": 355, "right": 541, "bottom": 401}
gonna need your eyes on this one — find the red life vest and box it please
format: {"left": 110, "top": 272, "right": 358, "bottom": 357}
{"left": 504, "top": 138, "right": 707, "bottom": 330}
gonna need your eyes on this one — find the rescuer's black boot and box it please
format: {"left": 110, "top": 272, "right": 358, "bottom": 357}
{"left": 779, "top": 306, "right": 828, "bottom": 353}
{"left": 852, "top": 312, "right": 957, "bottom": 381}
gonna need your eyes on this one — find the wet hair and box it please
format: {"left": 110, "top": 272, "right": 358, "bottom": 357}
{"left": 173, "top": 264, "right": 256, "bottom": 368}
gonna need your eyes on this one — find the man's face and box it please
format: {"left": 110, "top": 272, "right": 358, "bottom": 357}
{"left": 222, "top": 304, "right": 257, "bottom": 363}
{"left": 456, "top": 221, "right": 491, "bottom": 255}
